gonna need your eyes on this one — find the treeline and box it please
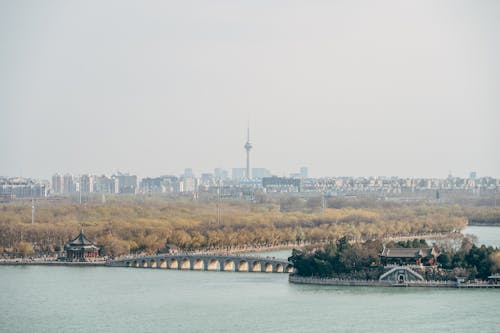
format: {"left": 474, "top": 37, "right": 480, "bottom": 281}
{"left": 462, "top": 205, "right": 500, "bottom": 226}
{"left": 0, "top": 196, "right": 467, "bottom": 257}
{"left": 437, "top": 238, "right": 500, "bottom": 280}
{"left": 289, "top": 237, "right": 384, "bottom": 279}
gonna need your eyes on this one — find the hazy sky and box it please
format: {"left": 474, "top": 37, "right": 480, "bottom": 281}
{"left": 1, "top": 0, "right": 499, "bottom": 179}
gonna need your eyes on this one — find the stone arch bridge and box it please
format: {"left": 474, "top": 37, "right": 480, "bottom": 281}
{"left": 107, "top": 254, "right": 293, "bottom": 273}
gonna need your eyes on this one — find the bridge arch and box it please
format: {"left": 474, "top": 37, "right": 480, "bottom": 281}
{"left": 193, "top": 258, "right": 204, "bottom": 270}
{"left": 181, "top": 258, "right": 190, "bottom": 270}
{"left": 125, "top": 261, "right": 131, "bottom": 267}
{"left": 159, "top": 259, "right": 167, "bottom": 268}
{"left": 170, "top": 258, "right": 179, "bottom": 269}
{"left": 149, "top": 260, "right": 157, "bottom": 268}
{"left": 264, "top": 262, "right": 273, "bottom": 273}
{"left": 207, "top": 259, "right": 220, "bottom": 271}
{"left": 275, "top": 263, "right": 284, "bottom": 273}
{"left": 252, "top": 261, "right": 261, "bottom": 272}
{"left": 286, "top": 265, "right": 294, "bottom": 273}
{"left": 238, "top": 260, "right": 249, "bottom": 272}
{"left": 224, "top": 259, "right": 235, "bottom": 272}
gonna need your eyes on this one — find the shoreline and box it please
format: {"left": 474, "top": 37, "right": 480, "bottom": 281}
{"left": 288, "top": 275, "right": 500, "bottom": 289}
{"left": 0, "top": 231, "right": 461, "bottom": 265}
{"left": 0, "top": 228, "right": 480, "bottom": 266}
{"left": 467, "top": 223, "right": 500, "bottom": 227}
{"left": 0, "top": 260, "right": 106, "bottom": 266}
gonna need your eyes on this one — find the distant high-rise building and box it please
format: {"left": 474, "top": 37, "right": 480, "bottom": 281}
{"left": 469, "top": 171, "right": 477, "bottom": 180}
{"left": 232, "top": 168, "right": 246, "bottom": 180}
{"left": 63, "top": 174, "right": 74, "bottom": 193}
{"left": 0, "top": 178, "right": 47, "bottom": 197}
{"left": 201, "top": 173, "right": 214, "bottom": 185}
{"left": 117, "top": 173, "right": 137, "bottom": 194}
{"left": 300, "top": 167, "right": 308, "bottom": 178}
{"left": 140, "top": 175, "right": 178, "bottom": 194}
{"left": 184, "top": 168, "right": 194, "bottom": 178}
{"left": 140, "top": 177, "right": 165, "bottom": 193}
{"left": 181, "top": 177, "right": 196, "bottom": 193}
{"left": 51, "top": 174, "right": 63, "bottom": 194}
{"left": 94, "top": 175, "right": 119, "bottom": 193}
{"left": 252, "top": 168, "right": 271, "bottom": 179}
{"left": 244, "top": 125, "right": 252, "bottom": 179}
{"left": 214, "top": 168, "right": 229, "bottom": 180}
{"left": 80, "top": 174, "right": 94, "bottom": 193}
{"left": 262, "top": 176, "right": 301, "bottom": 192}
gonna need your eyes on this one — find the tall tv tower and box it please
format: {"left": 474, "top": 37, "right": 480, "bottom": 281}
{"left": 244, "top": 124, "right": 252, "bottom": 179}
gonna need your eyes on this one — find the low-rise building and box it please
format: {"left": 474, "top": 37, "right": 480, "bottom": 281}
{"left": 0, "top": 178, "right": 48, "bottom": 197}
{"left": 379, "top": 247, "right": 440, "bottom": 266}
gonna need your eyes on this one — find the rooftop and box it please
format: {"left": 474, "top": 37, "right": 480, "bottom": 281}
{"left": 67, "top": 230, "right": 97, "bottom": 247}
{"left": 380, "top": 247, "right": 436, "bottom": 258}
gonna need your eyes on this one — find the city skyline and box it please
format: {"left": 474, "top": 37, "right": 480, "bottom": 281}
{"left": 0, "top": 166, "right": 494, "bottom": 182}
{"left": 1, "top": 1, "right": 499, "bottom": 179}
{"left": 0, "top": 119, "right": 495, "bottom": 180}
{"left": 2, "top": 169, "right": 497, "bottom": 200}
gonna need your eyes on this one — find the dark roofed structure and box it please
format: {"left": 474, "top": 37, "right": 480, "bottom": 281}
{"left": 64, "top": 230, "right": 100, "bottom": 261}
{"left": 487, "top": 275, "right": 500, "bottom": 284}
{"left": 380, "top": 247, "right": 439, "bottom": 266}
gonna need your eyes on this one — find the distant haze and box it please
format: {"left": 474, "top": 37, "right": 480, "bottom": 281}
{"left": 1, "top": 0, "right": 499, "bottom": 179}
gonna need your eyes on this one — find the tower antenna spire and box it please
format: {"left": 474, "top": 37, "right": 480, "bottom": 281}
{"left": 31, "top": 198, "right": 35, "bottom": 224}
{"left": 244, "top": 122, "right": 252, "bottom": 179}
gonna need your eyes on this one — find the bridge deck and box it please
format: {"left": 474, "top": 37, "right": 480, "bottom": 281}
{"left": 108, "top": 253, "right": 293, "bottom": 273}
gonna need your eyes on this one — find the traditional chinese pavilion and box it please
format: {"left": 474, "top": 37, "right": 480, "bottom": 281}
{"left": 379, "top": 247, "right": 440, "bottom": 266}
{"left": 64, "top": 230, "right": 100, "bottom": 261}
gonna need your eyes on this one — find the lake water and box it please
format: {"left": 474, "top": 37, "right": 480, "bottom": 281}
{"left": 1, "top": 226, "right": 499, "bottom": 333}
{"left": 462, "top": 225, "right": 500, "bottom": 247}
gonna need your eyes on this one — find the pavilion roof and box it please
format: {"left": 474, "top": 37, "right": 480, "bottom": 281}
{"left": 380, "top": 247, "right": 436, "bottom": 258}
{"left": 67, "top": 230, "right": 97, "bottom": 247}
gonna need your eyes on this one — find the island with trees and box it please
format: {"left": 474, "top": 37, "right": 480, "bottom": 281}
{"left": 288, "top": 236, "right": 500, "bottom": 287}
